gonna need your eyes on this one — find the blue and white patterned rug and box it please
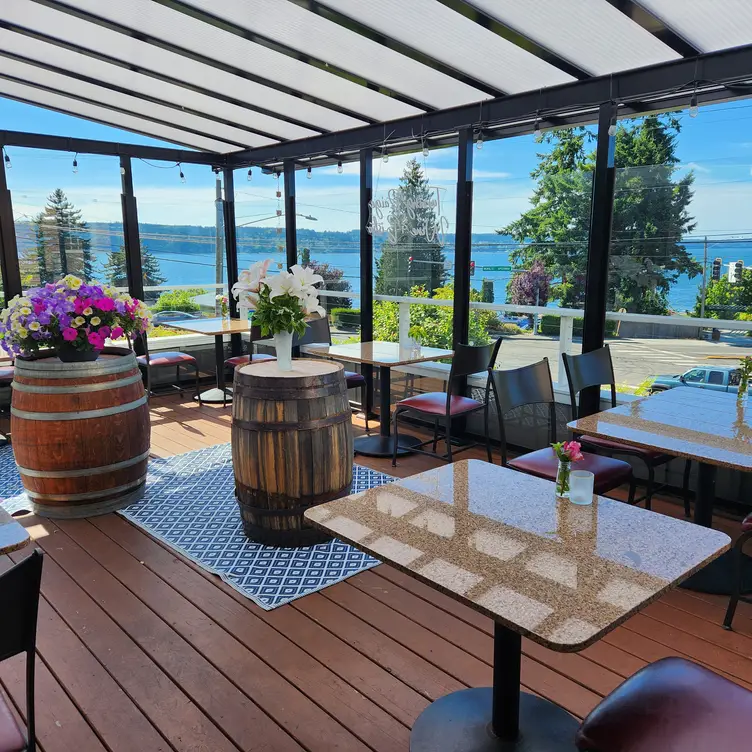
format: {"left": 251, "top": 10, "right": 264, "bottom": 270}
{"left": 1, "top": 443, "right": 395, "bottom": 609}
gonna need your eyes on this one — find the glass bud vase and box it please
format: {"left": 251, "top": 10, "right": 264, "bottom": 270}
{"left": 274, "top": 330, "right": 294, "bottom": 371}
{"left": 555, "top": 459, "right": 571, "bottom": 498}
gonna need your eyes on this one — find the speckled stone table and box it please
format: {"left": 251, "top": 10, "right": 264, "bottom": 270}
{"left": 306, "top": 341, "right": 453, "bottom": 458}
{"left": 569, "top": 386, "right": 752, "bottom": 594}
{"left": 0, "top": 507, "right": 30, "bottom": 555}
{"left": 306, "top": 459, "right": 729, "bottom": 751}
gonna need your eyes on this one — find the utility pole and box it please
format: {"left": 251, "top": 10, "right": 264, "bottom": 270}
{"left": 700, "top": 235, "right": 708, "bottom": 319}
{"left": 215, "top": 173, "right": 224, "bottom": 315}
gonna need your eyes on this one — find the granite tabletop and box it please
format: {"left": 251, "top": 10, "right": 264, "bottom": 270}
{"left": 161, "top": 317, "right": 251, "bottom": 336}
{"left": 305, "top": 341, "right": 454, "bottom": 367}
{"left": 570, "top": 387, "right": 752, "bottom": 471}
{"left": 0, "top": 507, "right": 30, "bottom": 555}
{"left": 305, "top": 459, "right": 730, "bottom": 652}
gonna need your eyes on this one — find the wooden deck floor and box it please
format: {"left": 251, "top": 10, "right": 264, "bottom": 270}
{"left": 2, "top": 394, "right": 752, "bottom": 752}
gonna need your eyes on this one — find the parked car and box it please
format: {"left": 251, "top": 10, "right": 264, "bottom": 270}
{"left": 151, "top": 310, "right": 201, "bottom": 325}
{"left": 649, "top": 365, "right": 747, "bottom": 394}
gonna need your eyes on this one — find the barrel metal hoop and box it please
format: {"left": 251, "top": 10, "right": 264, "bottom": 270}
{"left": 233, "top": 413, "right": 350, "bottom": 432}
{"left": 15, "top": 353, "right": 137, "bottom": 378}
{"left": 235, "top": 484, "right": 352, "bottom": 515}
{"left": 233, "top": 383, "right": 344, "bottom": 400}
{"left": 12, "top": 372, "right": 143, "bottom": 394}
{"left": 16, "top": 449, "right": 150, "bottom": 478}
{"left": 11, "top": 394, "right": 148, "bottom": 421}
{"left": 23, "top": 476, "right": 146, "bottom": 501}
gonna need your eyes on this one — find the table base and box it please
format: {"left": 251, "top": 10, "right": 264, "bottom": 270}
{"left": 410, "top": 689, "right": 578, "bottom": 751}
{"left": 680, "top": 549, "right": 752, "bottom": 595}
{"left": 196, "top": 387, "right": 232, "bottom": 404}
{"left": 353, "top": 433, "right": 422, "bottom": 458}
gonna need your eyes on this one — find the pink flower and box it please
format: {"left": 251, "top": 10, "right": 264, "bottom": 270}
{"left": 62, "top": 327, "right": 78, "bottom": 341}
{"left": 111, "top": 326, "right": 124, "bottom": 340}
{"left": 98, "top": 325, "right": 111, "bottom": 338}
{"left": 94, "top": 297, "right": 115, "bottom": 312}
{"left": 563, "top": 440, "right": 584, "bottom": 462}
{"left": 87, "top": 331, "right": 104, "bottom": 349}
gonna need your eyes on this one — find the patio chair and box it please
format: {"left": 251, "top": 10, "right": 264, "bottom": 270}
{"left": 296, "top": 316, "right": 371, "bottom": 432}
{"left": 490, "top": 358, "right": 635, "bottom": 500}
{"left": 391, "top": 339, "right": 502, "bottom": 467}
{"left": 131, "top": 332, "right": 202, "bottom": 405}
{"left": 223, "top": 324, "right": 276, "bottom": 375}
{"left": 575, "top": 657, "right": 749, "bottom": 751}
{"left": 0, "top": 550, "right": 43, "bottom": 752}
{"left": 722, "top": 512, "right": 752, "bottom": 630}
{"left": 562, "top": 345, "right": 691, "bottom": 512}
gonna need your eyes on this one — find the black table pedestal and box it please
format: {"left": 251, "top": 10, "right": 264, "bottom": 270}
{"left": 354, "top": 365, "right": 420, "bottom": 458}
{"left": 197, "top": 334, "right": 232, "bottom": 404}
{"left": 410, "top": 624, "right": 578, "bottom": 751}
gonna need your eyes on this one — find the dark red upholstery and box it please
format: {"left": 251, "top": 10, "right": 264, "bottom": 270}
{"left": 224, "top": 354, "right": 276, "bottom": 368}
{"left": 743, "top": 512, "right": 752, "bottom": 533}
{"left": 344, "top": 370, "right": 366, "bottom": 389}
{"left": 0, "top": 366, "right": 13, "bottom": 384}
{"left": 580, "top": 435, "right": 668, "bottom": 461}
{"left": 576, "top": 657, "right": 752, "bottom": 752}
{"left": 398, "top": 392, "right": 483, "bottom": 416}
{"left": 137, "top": 352, "right": 196, "bottom": 367}
{"left": 508, "top": 448, "right": 632, "bottom": 495}
{"left": 0, "top": 696, "right": 25, "bottom": 752}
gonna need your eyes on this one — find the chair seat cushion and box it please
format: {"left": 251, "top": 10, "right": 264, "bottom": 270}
{"left": 344, "top": 370, "right": 366, "bottom": 388}
{"left": 0, "top": 696, "right": 26, "bottom": 752}
{"left": 743, "top": 512, "right": 752, "bottom": 533}
{"left": 137, "top": 352, "right": 196, "bottom": 367}
{"left": 397, "top": 392, "right": 483, "bottom": 416}
{"left": 0, "top": 366, "right": 14, "bottom": 383}
{"left": 576, "top": 657, "right": 752, "bottom": 752}
{"left": 508, "top": 448, "right": 632, "bottom": 494}
{"left": 580, "top": 435, "right": 670, "bottom": 462}
{"left": 225, "top": 354, "right": 276, "bottom": 368}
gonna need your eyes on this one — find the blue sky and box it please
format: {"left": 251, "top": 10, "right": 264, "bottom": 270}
{"left": 4, "top": 96, "right": 752, "bottom": 238}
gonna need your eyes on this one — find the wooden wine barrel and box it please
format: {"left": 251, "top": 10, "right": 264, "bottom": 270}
{"left": 232, "top": 358, "right": 353, "bottom": 547}
{"left": 11, "top": 348, "right": 150, "bottom": 519}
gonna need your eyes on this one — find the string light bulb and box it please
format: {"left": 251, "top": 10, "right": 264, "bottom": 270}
{"left": 382, "top": 146, "right": 389, "bottom": 163}
{"left": 179, "top": 164, "right": 186, "bottom": 183}
{"left": 306, "top": 166, "right": 312, "bottom": 179}
{"left": 72, "top": 155, "right": 78, "bottom": 174}
{"left": 422, "top": 139, "right": 429, "bottom": 157}
{"left": 3, "top": 150, "right": 11, "bottom": 169}
{"left": 246, "top": 168, "right": 252, "bottom": 181}
{"left": 337, "top": 160, "right": 343, "bottom": 174}
{"left": 689, "top": 94, "right": 699, "bottom": 118}
{"left": 608, "top": 119, "right": 617, "bottom": 137}
{"left": 476, "top": 132, "right": 483, "bottom": 150}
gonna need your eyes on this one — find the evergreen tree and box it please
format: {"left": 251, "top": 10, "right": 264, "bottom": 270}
{"left": 29, "top": 189, "right": 95, "bottom": 283}
{"left": 375, "top": 159, "right": 446, "bottom": 296}
{"left": 102, "top": 243, "right": 167, "bottom": 290}
{"left": 500, "top": 116, "right": 700, "bottom": 314}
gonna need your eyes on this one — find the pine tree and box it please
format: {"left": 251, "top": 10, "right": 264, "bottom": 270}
{"left": 103, "top": 243, "right": 167, "bottom": 289}
{"left": 375, "top": 159, "right": 446, "bottom": 296}
{"left": 29, "top": 189, "right": 95, "bottom": 283}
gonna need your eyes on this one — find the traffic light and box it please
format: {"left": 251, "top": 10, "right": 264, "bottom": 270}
{"left": 730, "top": 259, "right": 745, "bottom": 284}
{"left": 470, "top": 260, "right": 476, "bottom": 277}
{"left": 712, "top": 257, "right": 722, "bottom": 282}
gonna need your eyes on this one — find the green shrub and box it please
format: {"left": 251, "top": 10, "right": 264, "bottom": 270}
{"left": 151, "top": 288, "right": 206, "bottom": 314}
{"left": 331, "top": 307, "right": 361, "bottom": 330}
{"left": 538, "top": 314, "right": 617, "bottom": 337}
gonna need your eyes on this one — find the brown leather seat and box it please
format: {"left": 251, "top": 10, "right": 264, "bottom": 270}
{"left": 398, "top": 392, "right": 484, "bottom": 416}
{"left": 579, "top": 434, "right": 669, "bottom": 462}
{"left": 137, "top": 351, "right": 196, "bottom": 367}
{"left": 508, "top": 448, "right": 632, "bottom": 495}
{"left": 225, "top": 354, "right": 276, "bottom": 369}
{"left": 0, "top": 699, "right": 25, "bottom": 752}
{"left": 576, "top": 657, "right": 751, "bottom": 751}
{"left": 743, "top": 512, "right": 752, "bottom": 533}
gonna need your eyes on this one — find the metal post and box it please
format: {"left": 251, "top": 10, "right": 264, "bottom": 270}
{"left": 580, "top": 102, "right": 617, "bottom": 417}
{"left": 0, "top": 154, "right": 22, "bottom": 300}
{"left": 214, "top": 173, "right": 224, "bottom": 316}
{"left": 360, "top": 148, "right": 374, "bottom": 417}
{"left": 700, "top": 235, "right": 708, "bottom": 320}
{"left": 283, "top": 161, "right": 297, "bottom": 270}
{"left": 222, "top": 168, "right": 242, "bottom": 356}
{"left": 452, "top": 128, "right": 474, "bottom": 351}
{"left": 120, "top": 156, "right": 145, "bottom": 301}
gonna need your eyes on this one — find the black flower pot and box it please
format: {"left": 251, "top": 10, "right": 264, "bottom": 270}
{"left": 56, "top": 344, "right": 101, "bottom": 362}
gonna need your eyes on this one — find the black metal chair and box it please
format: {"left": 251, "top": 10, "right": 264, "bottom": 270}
{"left": 132, "top": 332, "right": 202, "bottom": 405}
{"left": 296, "top": 316, "right": 371, "bottom": 432}
{"left": 490, "top": 358, "right": 635, "bottom": 499}
{"left": 392, "top": 339, "right": 502, "bottom": 467}
{"left": 723, "top": 512, "right": 752, "bottom": 630}
{"left": 0, "top": 550, "right": 43, "bottom": 752}
{"left": 562, "top": 345, "right": 691, "bottom": 512}
{"left": 223, "top": 324, "right": 276, "bottom": 375}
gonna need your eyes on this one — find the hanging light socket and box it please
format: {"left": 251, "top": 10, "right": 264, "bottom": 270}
{"left": 382, "top": 146, "right": 389, "bottom": 163}
{"left": 689, "top": 94, "right": 699, "bottom": 118}
{"left": 72, "top": 155, "right": 78, "bottom": 174}
{"left": 179, "top": 164, "right": 186, "bottom": 183}
{"left": 3, "top": 150, "right": 11, "bottom": 169}
{"left": 336, "top": 160, "right": 343, "bottom": 174}
{"left": 246, "top": 168, "right": 252, "bottom": 181}
{"left": 476, "top": 131, "right": 484, "bottom": 150}
{"left": 306, "top": 166, "right": 312, "bottom": 179}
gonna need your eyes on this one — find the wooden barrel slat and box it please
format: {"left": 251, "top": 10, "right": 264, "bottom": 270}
{"left": 231, "top": 358, "right": 353, "bottom": 548}
{"left": 11, "top": 349, "right": 151, "bottom": 518}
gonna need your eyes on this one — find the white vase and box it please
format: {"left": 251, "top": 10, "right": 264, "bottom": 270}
{"left": 274, "top": 330, "right": 294, "bottom": 371}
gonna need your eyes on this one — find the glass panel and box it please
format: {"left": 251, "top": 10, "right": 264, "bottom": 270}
{"left": 1, "top": 1, "right": 364, "bottom": 132}
{"left": 0, "top": 79, "right": 237, "bottom": 153}
{"left": 321, "top": 0, "right": 573, "bottom": 93}
{"left": 639, "top": 0, "right": 752, "bottom": 52}
{"left": 183, "top": 0, "right": 485, "bottom": 109}
{"left": 68, "top": 0, "right": 421, "bottom": 121}
{"left": 9, "top": 149, "right": 123, "bottom": 288}
{"left": 470, "top": 0, "right": 679, "bottom": 74}
{"left": 0, "top": 30, "right": 306, "bottom": 141}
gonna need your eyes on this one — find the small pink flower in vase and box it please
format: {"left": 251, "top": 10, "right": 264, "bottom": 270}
{"left": 552, "top": 440, "right": 584, "bottom": 497}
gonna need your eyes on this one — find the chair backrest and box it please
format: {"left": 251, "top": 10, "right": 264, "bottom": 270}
{"left": 448, "top": 338, "right": 502, "bottom": 383}
{"left": 561, "top": 345, "right": 617, "bottom": 419}
{"left": 489, "top": 359, "right": 556, "bottom": 463}
{"left": 294, "top": 316, "right": 332, "bottom": 348}
{"left": 0, "top": 550, "right": 43, "bottom": 663}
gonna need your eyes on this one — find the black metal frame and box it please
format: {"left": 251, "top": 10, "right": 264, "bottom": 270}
{"left": 723, "top": 524, "right": 752, "bottom": 629}
{"left": 359, "top": 147, "right": 374, "bottom": 421}
{"left": 0, "top": 151, "right": 22, "bottom": 301}
{"left": 120, "top": 156, "right": 145, "bottom": 301}
{"left": 283, "top": 160, "right": 297, "bottom": 270}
